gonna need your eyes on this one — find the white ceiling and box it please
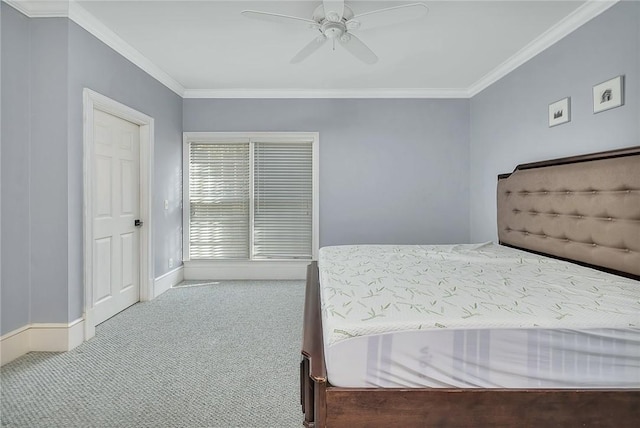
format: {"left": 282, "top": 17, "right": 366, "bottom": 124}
{"left": 13, "top": 1, "right": 618, "bottom": 96}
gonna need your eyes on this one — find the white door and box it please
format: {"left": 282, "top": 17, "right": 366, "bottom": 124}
{"left": 91, "top": 109, "right": 140, "bottom": 325}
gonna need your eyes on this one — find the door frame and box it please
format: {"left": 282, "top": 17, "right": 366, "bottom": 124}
{"left": 82, "top": 88, "right": 154, "bottom": 340}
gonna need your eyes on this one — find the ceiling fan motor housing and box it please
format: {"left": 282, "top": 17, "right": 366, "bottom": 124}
{"left": 313, "top": 4, "right": 354, "bottom": 22}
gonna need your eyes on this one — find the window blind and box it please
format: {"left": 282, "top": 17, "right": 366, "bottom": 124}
{"left": 188, "top": 143, "right": 250, "bottom": 259}
{"left": 253, "top": 142, "right": 313, "bottom": 259}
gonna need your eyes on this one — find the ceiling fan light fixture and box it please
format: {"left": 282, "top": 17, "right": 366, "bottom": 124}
{"left": 322, "top": 21, "right": 345, "bottom": 39}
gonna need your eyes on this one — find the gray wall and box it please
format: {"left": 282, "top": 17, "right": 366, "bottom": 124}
{"left": 67, "top": 21, "right": 183, "bottom": 321}
{"left": 1, "top": 4, "right": 31, "bottom": 333}
{"left": 469, "top": 1, "right": 640, "bottom": 242}
{"left": 183, "top": 99, "right": 471, "bottom": 247}
{"left": 0, "top": 3, "right": 183, "bottom": 334}
{"left": 29, "top": 18, "right": 70, "bottom": 324}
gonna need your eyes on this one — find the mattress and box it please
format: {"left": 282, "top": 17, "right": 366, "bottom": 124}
{"left": 318, "top": 243, "right": 640, "bottom": 388}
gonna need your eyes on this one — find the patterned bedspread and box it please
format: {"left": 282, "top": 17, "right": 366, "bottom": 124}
{"left": 319, "top": 243, "right": 640, "bottom": 346}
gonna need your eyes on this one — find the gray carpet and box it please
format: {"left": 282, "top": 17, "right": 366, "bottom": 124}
{"left": 1, "top": 281, "right": 305, "bottom": 428}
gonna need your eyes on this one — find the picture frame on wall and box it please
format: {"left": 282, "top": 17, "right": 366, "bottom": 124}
{"left": 548, "top": 97, "right": 571, "bottom": 127}
{"left": 593, "top": 75, "right": 624, "bottom": 113}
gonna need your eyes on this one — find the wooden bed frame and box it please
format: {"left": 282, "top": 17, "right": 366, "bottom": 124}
{"left": 300, "top": 147, "right": 640, "bottom": 427}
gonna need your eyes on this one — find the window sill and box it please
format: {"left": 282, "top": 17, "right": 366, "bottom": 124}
{"left": 183, "top": 259, "right": 313, "bottom": 280}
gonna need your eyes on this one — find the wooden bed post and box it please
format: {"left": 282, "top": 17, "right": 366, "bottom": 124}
{"left": 301, "top": 262, "right": 327, "bottom": 428}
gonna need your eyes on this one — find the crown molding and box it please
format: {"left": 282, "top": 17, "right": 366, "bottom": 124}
{"left": 468, "top": 0, "right": 620, "bottom": 97}
{"left": 3, "top": 0, "right": 68, "bottom": 17}
{"left": 67, "top": 1, "right": 185, "bottom": 97}
{"left": 4, "top": 0, "right": 618, "bottom": 100}
{"left": 3, "top": 0, "right": 185, "bottom": 97}
{"left": 183, "top": 88, "right": 471, "bottom": 99}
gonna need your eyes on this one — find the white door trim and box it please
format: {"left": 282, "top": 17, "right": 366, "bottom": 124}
{"left": 82, "top": 88, "right": 154, "bottom": 340}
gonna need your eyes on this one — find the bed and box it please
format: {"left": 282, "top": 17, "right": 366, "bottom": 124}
{"left": 300, "top": 146, "right": 640, "bottom": 427}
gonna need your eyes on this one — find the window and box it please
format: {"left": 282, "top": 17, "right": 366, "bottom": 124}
{"left": 183, "top": 133, "right": 318, "bottom": 264}
{"left": 188, "top": 142, "right": 250, "bottom": 259}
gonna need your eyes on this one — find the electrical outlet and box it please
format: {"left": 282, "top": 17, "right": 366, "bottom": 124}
{"left": 169, "top": 258, "right": 174, "bottom": 268}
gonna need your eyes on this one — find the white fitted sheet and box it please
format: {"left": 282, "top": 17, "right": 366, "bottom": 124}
{"left": 325, "top": 327, "right": 640, "bottom": 388}
{"left": 318, "top": 243, "right": 640, "bottom": 388}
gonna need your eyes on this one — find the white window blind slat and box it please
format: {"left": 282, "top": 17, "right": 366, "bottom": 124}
{"left": 253, "top": 142, "right": 313, "bottom": 260}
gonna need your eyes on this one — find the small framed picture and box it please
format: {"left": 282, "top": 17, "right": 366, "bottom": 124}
{"left": 548, "top": 97, "right": 570, "bottom": 127}
{"left": 593, "top": 75, "right": 624, "bottom": 113}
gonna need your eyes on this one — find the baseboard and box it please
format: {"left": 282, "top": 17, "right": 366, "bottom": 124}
{"left": 183, "top": 260, "right": 309, "bottom": 280}
{"left": 0, "top": 326, "right": 30, "bottom": 366}
{"left": 29, "top": 319, "right": 85, "bottom": 352}
{"left": 1, "top": 319, "right": 85, "bottom": 366}
{"left": 154, "top": 265, "right": 184, "bottom": 297}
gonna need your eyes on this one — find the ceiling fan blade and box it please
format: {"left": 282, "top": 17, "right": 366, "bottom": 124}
{"left": 241, "top": 10, "right": 319, "bottom": 30}
{"left": 323, "top": 0, "right": 345, "bottom": 22}
{"left": 338, "top": 34, "right": 378, "bottom": 65}
{"left": 348, "top": 3, "right": 428, "bottom": 31}
{"left": 291, "top": 35, "right": 328, "bottom": 64}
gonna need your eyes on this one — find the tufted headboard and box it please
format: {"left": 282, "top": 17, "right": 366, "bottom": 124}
{"left": 497, "top": 146, "right": 640, "bottom": 279}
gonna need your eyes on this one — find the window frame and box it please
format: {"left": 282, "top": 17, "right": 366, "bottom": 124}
{"left": 182, "top": 132, "right": 319, "bottom": 264}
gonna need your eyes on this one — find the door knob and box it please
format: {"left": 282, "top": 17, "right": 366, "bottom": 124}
{"left": 134, "top": 219, "right": 143, "bottom": 227}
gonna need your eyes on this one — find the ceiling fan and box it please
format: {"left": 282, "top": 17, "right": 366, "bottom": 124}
{"left": 241, "top": 0, "right": 428, "bottom": 65}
